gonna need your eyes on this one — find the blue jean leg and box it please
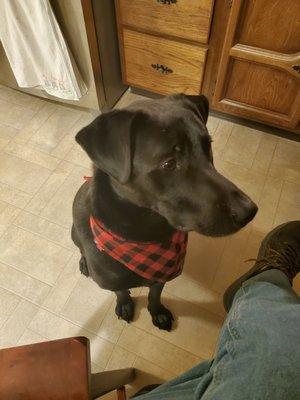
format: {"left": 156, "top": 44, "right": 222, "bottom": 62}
{"left": 202, "top": 269, "right": 300, "bottom": 400}
{"left": 133, "top": 270, "right": 300, "bottom": 400}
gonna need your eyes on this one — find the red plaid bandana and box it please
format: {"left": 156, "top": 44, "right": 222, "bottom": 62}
{"left": 90, "top": 215, "right": 188, "bottom": 283}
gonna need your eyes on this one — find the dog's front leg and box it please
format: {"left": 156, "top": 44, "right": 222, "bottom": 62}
{"left": 148, "top": 282, "right": 174, "bottom": 331}
{"left": 114, "top": 290, "right": 135, "bottom": 323}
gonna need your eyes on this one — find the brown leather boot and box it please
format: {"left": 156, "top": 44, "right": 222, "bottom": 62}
{"left": 223, "top": 221, "right": 300, "bottom": 312}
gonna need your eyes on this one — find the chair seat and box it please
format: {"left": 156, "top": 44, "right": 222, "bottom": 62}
{"left": 0, "top": 337, "right": 90, "bottom": 400}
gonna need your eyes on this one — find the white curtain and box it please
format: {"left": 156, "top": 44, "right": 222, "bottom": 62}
{"left": 0, "top": 0, "right": 87, "bottom": 100}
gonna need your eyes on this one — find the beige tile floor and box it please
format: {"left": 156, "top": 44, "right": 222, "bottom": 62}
{"left": 0, "top": 85, "right": 299, "bottom": 397}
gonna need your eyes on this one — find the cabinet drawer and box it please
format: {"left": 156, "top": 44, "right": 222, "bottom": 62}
{"left": 122, "top": 29, "right": 207, "bottom": 95}
{"left": 117, "top": 0, "right": 214, "bottom": 44}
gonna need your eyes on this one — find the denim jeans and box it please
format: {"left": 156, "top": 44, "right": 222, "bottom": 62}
{"left": 133, "top": 270, "right": 300, "bottom": 400}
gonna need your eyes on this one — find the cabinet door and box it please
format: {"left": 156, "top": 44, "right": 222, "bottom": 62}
{"left": 212, "top": 0, "right": 300, "bottom": 130}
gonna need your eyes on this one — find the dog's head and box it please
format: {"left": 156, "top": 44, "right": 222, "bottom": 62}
{"left": 76, "top": 94, "right": 257, "bottom": 236}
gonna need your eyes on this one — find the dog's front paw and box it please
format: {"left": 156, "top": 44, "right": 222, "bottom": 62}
{"left": 115, "top": 298, "right": 135, "bottom": 323}
{"left": 79, "top": 256, "right": 89, "bottom": 277}
{"left": 149, "top": 305, "right": 174, "bottom": 331}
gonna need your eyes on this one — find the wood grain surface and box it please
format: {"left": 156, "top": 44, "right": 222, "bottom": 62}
{"left": 123, "top": 28, "right": 207, "bottom": 95}
{"left": 118, "top": 0, "right": 214, "bottom": 44}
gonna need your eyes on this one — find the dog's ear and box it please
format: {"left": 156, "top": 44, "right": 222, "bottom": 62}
{"left": 76, "top": 109, "right": 136, "bottom": 183}
{"left": 185, "top": 95, "right": 209, "bottom": 124}
{"left": 170, "top": 93, "right": 209, "bottom": 124}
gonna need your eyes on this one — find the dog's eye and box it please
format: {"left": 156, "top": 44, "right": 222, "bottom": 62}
{"left": 160, "top": 158, "right": 177, "bottom": 170}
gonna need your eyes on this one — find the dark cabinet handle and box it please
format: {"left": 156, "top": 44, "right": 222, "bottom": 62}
{"left": 156, "top": 0, "right": 177, "bottom": 4}
{"left": 151, "top": 64, "right": 173, "bottom": 74}
{"left": 292, "top": 65, "right": 300, "bottom": 73}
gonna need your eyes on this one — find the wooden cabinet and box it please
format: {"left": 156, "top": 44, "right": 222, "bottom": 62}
{"left": 122, "top": 29, "right": 207, "bottom": 95}
{"left": 115, "top": 0, "right": 214, "bottom": 96}
{"left": 118, "top": 0, "right": 213, "bottom": 43}
{"left": 211, "top": 0, "right": 300, "bottom": 131}
{"left": 115, "top": 0, "right": 300, "bottom": 132}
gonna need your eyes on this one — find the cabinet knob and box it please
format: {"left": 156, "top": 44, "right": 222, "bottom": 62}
{"left": 292, "top": 65, "right": 300, "bottom": 73}
{"left": 156, "top": 0, "right": 177, "bottom": 4}
{"left": 151, "top": 64, "right": 173, "bottom": 74}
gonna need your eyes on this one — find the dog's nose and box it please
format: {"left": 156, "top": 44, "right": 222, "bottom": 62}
{"left": 237, "top": 203, "right": 258, "bottom": 226}
{"left": 231, "top": 195, "right": 258, "bottom": 227}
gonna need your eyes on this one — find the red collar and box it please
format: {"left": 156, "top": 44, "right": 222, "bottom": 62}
{"left": 90, "top": 215, "right": 188, "bottom": 283}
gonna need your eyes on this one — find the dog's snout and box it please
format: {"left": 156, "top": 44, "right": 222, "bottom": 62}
{"left": 230, "top": 193, "right": 258, "bottom": 227}
{"left": 234, "top": 203, "right": 258, "bottom": 226}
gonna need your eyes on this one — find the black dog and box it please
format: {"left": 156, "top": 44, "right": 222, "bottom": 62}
{"left": 72, "top": 94, "right": 257, "bottom": 331}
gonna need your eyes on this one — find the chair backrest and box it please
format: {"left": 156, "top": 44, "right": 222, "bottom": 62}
{"left": 0, "top": 337, "right": 90, "bottom": 400}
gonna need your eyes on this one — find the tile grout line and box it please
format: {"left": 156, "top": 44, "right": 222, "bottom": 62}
{"left": 0, "top": 205, "right": 22, "bottom": 241}
{"left": 248, "top": 130, "right": 264, "bottom": 170}
{"left": 207, "top": 117, "right": 221, "bottom": 136}
{"left": 2, "top": 142, "right": 62, "bottom": 171}
{"left": 49, "top": 112, "right": 93, "bottom": 158}
{"left": 257, "top": 173, "right": 269, "bottom": 205}
{"left": 13, "top": 103, "right": 57, "bottom": 144}
{"left": 0, "top": 88, "right": 47, "bottom": 112}
{"left": 103, "top": 341, "right": 136, "bottom": 372}
{"left": 0, "top": 289, "right": 22, "bottom": 330}
{"left": 265, "top": 136, "right": 279, "bottom": 178}
{"left": 45, "top": 255, "right": 79, "bottom": 290}
{"left": 0, "top": 168, "right": 59, "bottom": 199}
{"left": 0, "top": 178, "right": 37, "bottom": 197}
{"left": 163, "top": 286, "right": 225, "bottom": 319}
{"left": 265, "top": 138, "right": 300, "bottom": 185}
{"left": 132, "top": 353, "right": 176, "bottom": 373}
{"left": 0, "top": 101, "right": 41, "bottom": 131}
{"left": 219, "top": 122, "right": 234, "bottom": 159}
{"left": 13, "top": 102, "right": 58, "bottom": 144}
{"left": 0, "top": 181, "right": 35, "bottom": 203}
{"left": 0, "top": 285, "right": 118, "bottom": 347}
{"left": 0, "top": 254, "right": 73, "bottom": 288}
{"left": 210, "top": 224, "right": 253, "bottom": 292}
{"left": 16, "top": 327, "right": 48, "bottom": 346}
{"left": 28, "top": 109, "right": 84, "bottom": 157}
{"left": 270, "top": 179, "right": 285, "bottom": 229}
{"left": 10, "top": 221, "right": 76, "bottom": 251}
{"left": 16, "top": 205, "right": 75, "bottom": 231}
{"left": 24, "top": 162, "right": 78, "bottom": 217}
{"left": 115, "top": 319, "right": 203, "bottom": 362}
{"left": 53, "top": 271, "right": 116, "bottom": 331}
{"left": 0, "top": 122, "right": 22, "bottom": 131}
{"left": 207, "top": 235, "right": 231, "bottom": 293}
{"left": 0, "top": 296, "right": 42, "bottom": 347}
{"left": 254, "top": 136, "right": 281, "bottom": 230}
{"left": 63, "top": 293, "right": 115, "bottom": 342}
{"left": 0, "top": 179, "right": 79, "bottom": 251}
{"left": 116, "top": 340, "right": 198, "bottom": 377}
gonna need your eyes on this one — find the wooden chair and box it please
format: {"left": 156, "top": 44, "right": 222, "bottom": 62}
{"left": 0, "top": 336, "right": 135, "bottom": 399}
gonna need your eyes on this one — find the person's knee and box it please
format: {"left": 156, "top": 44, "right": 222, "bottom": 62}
{"left": 228, "top": 294, "right": 299, "bottom": 353}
